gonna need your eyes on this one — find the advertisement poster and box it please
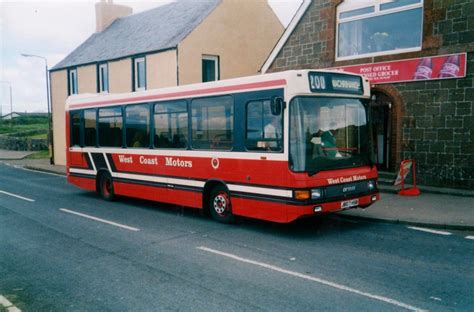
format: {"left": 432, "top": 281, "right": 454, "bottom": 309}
{"left": 332, "top": 53, "right": 467, "bottom": 85}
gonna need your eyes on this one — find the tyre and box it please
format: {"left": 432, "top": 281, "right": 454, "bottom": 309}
{"left": 98, "top": 172, "right": 115, "bottom": 201}
{"left": 209, "top": 185, "right": 235, "bottom": 223}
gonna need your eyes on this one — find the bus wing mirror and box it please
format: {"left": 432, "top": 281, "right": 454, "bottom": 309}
{"left": 271, "top": 97, "right": 285, "bottom": 116}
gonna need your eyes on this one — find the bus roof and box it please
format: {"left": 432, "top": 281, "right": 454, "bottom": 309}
{"left": 66, "top": 69, "right": 370, "bottom": 111}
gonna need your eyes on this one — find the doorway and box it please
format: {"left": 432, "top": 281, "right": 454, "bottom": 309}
{"left": 370, "top": 92, "right": 392, "bottom": 171}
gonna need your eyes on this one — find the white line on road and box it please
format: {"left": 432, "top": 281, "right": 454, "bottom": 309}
{"left": 0, "top": 295, "right": 22, "bottom": 312}
{"left": 196, "top": 246, "right": 426, "bottom": 312}
{"left": 407, "top": 226, "right": 452, "bottom": 236}
{"left": 465, "top": 236, "right": 474, "bottom": 240}
{"left": 59, "top": 208, "right": 140, "bottom": 232}
{"left": 0, "top": 190, "right": 35, "bottom": 202}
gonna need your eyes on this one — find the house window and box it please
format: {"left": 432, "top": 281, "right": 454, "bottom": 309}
{"left": 133, "top": 57, "right": 146, "bottom": 91}
{"left": 98, "top": 63, "right": 109, "bottom": 93}
{"left": 336, "top": 0, "right": 423, "bottom": 60}
{"left": 202, "top": 55, "right": 219, "bottom": 82}
{"left": 68, "top": 68, "right": 78, "bottom": 95}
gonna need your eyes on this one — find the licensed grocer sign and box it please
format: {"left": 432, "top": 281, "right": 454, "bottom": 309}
{"left": 332, "top": 53, "right": 466, "bottom": 85}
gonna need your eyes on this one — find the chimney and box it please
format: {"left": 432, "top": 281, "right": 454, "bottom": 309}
{"left": 95, "top": 0, "right": 133, "bottom": 32}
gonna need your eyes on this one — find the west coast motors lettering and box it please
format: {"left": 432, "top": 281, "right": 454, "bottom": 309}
{"left": 327, "top": 175, "right": 367, "bottom": 185}
{"left": 165, "top": 157, "right": 192, "bottom": 168}
{"left": 117, "top": 155, "right": 158, "bottom": 165}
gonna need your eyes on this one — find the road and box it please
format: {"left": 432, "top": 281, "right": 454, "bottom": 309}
{"left": 1, "top": 163, "right": 473, "bottom": 311}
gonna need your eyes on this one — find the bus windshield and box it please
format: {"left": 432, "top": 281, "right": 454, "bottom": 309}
{"left": 289, "top": 96, "right": 371, "bottom": 175}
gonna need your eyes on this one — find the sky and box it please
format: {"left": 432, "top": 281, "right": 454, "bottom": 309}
{"left": 0, "top": 0, "right": 303, "bottom": 115}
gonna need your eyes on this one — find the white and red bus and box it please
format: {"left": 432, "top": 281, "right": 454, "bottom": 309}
{"left": 66, "top": 70, "right": 379, "bottom": 223}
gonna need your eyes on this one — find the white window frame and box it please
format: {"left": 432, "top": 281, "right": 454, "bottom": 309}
{"left": 69, "top": 68, "right": 78, "bottom": 95}
{"left": 336, "top": 0, "right": 424, "bottom": 61}
{"left": 202, "top": 55, "right": 219, "bottom": 82}
{"left": 98, "top": 63, "right": 109, "bottom": 93}
{"left": 134, "top": 57, "right": 146, "bottom": 91}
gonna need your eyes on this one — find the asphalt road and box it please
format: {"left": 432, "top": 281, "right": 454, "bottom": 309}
{"left": 1, "top": 163, "right": 473, "bottom": 311}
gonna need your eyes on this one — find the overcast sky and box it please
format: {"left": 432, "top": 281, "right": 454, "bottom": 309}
{"left": 0, "top": 0, "right": 302, "bottom": 115}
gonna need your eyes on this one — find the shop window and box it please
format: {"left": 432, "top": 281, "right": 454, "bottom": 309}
{"left": 336, "top": 0, "right": 423, "bottom": 60}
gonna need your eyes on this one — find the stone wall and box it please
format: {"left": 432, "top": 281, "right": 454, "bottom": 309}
{"left": 267, "top": 0, "right": 474, "bottom": 189}
{"left": 0, "top": 130, "right": 48, "bottom": 151}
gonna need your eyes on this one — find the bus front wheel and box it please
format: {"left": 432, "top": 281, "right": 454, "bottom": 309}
{"left": 98, "top": 172, "right": 115, "bottom": 201}
{"left": 209, "top": 185, "right": 235, "bottom": 223}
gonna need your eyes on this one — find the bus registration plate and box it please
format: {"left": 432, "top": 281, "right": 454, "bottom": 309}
{"left": 341, "top": 199, "right": 359, "bottom": 209}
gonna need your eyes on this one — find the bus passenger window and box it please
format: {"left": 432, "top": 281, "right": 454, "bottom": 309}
{"left": 98, "top": 107, "right": 123, "bottom": 147}
{"left": 191, "top": 96, "right": 233, "bottom": 150}
{"left": 154, "top": 101, "right": 188, "bottom": 149}
{"left": 246, "top": 100, "right": 282, "bottom": 152}
{"left": 71, "top": 111, "right": 81, "bottom": 147}
{"left": 125, "top": 104, "right": 150, "bottom": 148}
{"left": 84, "top": 109, "right": 97, "bottom": 147}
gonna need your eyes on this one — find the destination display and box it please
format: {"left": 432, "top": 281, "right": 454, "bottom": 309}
{"left": 308, "top": 72, "right": 363, "bottom": 95}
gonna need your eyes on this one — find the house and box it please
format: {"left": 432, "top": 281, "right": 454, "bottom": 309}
{"left": 50, "top": 0, "right": 284, "bottom": 165}
{"left": 262, "top": 0, "right": 473, "bottom": 189}
{"left": 1, "top": 112, "right": 48, "bottom": 120}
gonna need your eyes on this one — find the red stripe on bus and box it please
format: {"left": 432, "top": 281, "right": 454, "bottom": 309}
{"left": 69, "top": 79, "right": 287, "bottom": 109}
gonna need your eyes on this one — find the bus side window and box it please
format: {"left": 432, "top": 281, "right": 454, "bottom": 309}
{"left": 154, "top": 101, "right": 188, "bottom": 149}
{"left": 84, "top": 109, "right": 97, "bottom": 147}
{"left": 246, "top": 100, "right": 282, "bottom": 152}
{"left": 70, "top": 111, "right": 81, "bottom": 147}
{"left": 125, "top": 104, "right": 150, "bottom": 148}
{"left": 191, "top": 96, "right": 233, "bottom": 150}
{"left": 98, "top": 107, "right": 123, "bottom": 147}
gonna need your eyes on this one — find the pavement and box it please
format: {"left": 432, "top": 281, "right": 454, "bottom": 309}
{"left": 1, "top": 149, "right": 473, "bottom": 230}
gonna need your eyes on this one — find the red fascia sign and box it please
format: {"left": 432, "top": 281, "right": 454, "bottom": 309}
{"left": 332, "top": 53, "right": 467, "bottom": 85}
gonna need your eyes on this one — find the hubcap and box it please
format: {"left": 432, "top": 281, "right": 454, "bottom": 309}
{"left": 213, "top": 193, "right": 228, "bottom": 215}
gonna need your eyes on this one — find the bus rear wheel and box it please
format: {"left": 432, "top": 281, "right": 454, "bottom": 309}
{"left": 209, "top": 185, "right": 235, "bottom": 223}
{"left": 98, "top": 172, "right": 115, "bottom": 201}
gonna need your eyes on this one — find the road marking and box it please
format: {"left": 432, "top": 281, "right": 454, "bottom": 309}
{"left": 0, "top": 295, "right": 22, "bottom": 312}
{"left": 196, "top": 246, "right": 426, "bottom": 312}
{"left": 465, "top": 236, "right": 474, "bottom": 240}
{"left": 0, "top": 190, "right": 35, "bottom": 202}
{"left": 59, "top": 208, "right": 140, "bottom": 232}
{"left": 407, "top": 226, "right": 452, "bottom": 236}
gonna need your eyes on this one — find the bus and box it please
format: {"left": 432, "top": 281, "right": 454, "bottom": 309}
{"left": 66, "top": 70, "right": 379, "bottom": 223}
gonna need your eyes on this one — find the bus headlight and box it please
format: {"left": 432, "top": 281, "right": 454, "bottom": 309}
{"left": 311, "top": 188, "right": 322, "bottom": 199}
{"left": 368, "top": 180, "right": 375, "bottom": 190}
